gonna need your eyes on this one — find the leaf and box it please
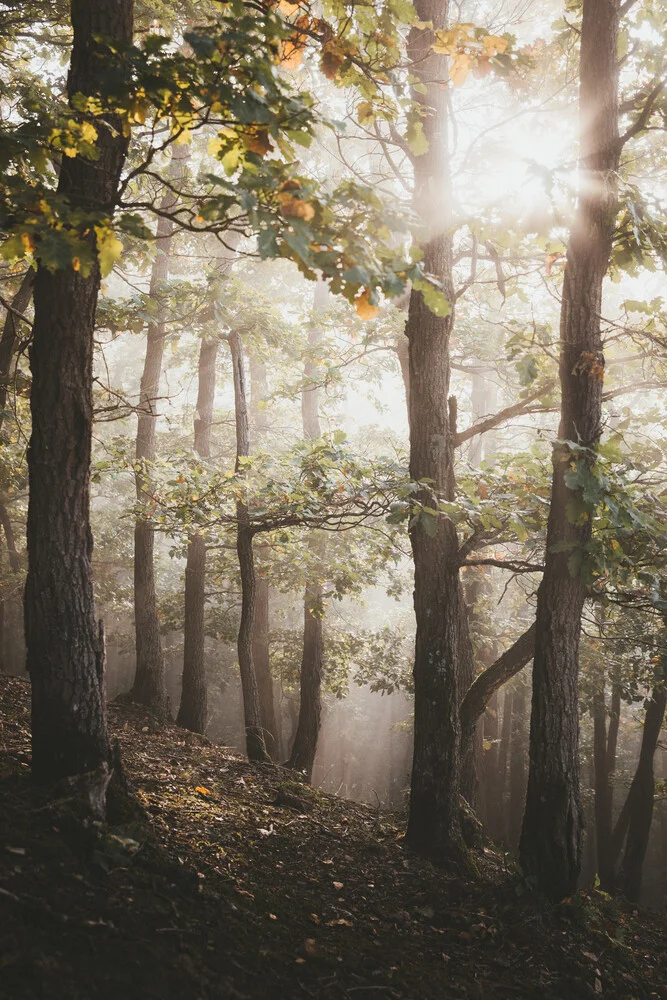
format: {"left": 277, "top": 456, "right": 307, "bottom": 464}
{"left": 355, "top": 289, "right": 379, "bottom": 320}
{"left": 412, "top": 278, "right": 451, "bottom": 316}
{"left": 482, "top": 34, "right": 508, "bottom": 56}
{"left": 95, "top": 226, "right": 123, "bottom": 277}
{"left": 332, "top": 881, "right": 344, "bottom": 889}
{"left": 195, "top": 785, "right": 212, "bottom": 796}
{"left": 243, "top": 128, "right": 273, "bottom": 157}
{"left": 320, "top": 40, "right": 346, "bottom": 80}
{"left": 449, "top": 52, "right": 473, "bottom": 87}
{"left": 278, "top": 192, "right": 316, "bottom": 220}
{"left": 406, "top": 121, "right": 429, "bottom": 156}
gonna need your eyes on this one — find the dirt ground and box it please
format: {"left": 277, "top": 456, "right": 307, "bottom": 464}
{"left": 0, "top": 675, "right": 665, "bottom": 1000}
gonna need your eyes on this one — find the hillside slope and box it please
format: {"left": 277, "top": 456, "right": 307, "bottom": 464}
{"left": 0, "top": 676, "right": 664, "bottom": 1000}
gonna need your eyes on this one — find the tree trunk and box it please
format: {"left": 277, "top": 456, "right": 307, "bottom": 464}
{"left": 177, "top": 336, "right": 218, "bottom": 732}
{"left": 520, "top": 0, "right": 620, "bottom": 900}
{"left": 459, "top": 622, "right": 536, "bottom": 811}
{"left": 592, "top": 684, "right": 615, "bottom": 890}
{"left": 131, "top": 145, "right": 187, "bottom": 716}
{"left": 497, "top": 689, "right": 513, "bottom": 844}
{"left": 287, "top": 571, "right": 324, "bottom": 780}
{"left": 404, "top": 0, "right": 465, "bottom": 864}
{"left": 619, "top": 678, "right": 666, "bottom": 902}
{"left": 228, "top": 330, "right": 268, "bottom": 763}
{"left": 508, "top": 673, "right": 528, "bottom": 851}
{"left": 288, "top": 280, "right": 328, "bottom": 780}
{"left": 249, "top": 355, "right": 279, "bottom": 756}
{"left": 26, "top": 0, "right": 133, "bottom": 782}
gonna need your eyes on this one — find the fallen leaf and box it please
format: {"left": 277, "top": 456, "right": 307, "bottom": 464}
{"left": 333, "top": 881, "right": 344, "bottom": 890}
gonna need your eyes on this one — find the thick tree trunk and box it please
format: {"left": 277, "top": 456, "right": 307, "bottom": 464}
{"left": 404, "top": 0, "right": 465, "bottom": 863}
{"left": 520, "top": 0, "right": 620, "bottom": 900}
{"left": 177, "top": 337, "right": 218, "bottom": 732}
{"left": 131, "top": 146, "right": 187, "bottom": 716}
{"left": 288, "top": 280, "right": 328, "bottom": 780}
{"left": 618, "top": 679, "right": 666, "bottom": 902}
{"left": 26, "top": 0, "right": 133, "bottom": 782}
{"left": 249, "top": 355, "right": 279, "bottom": 756}
{"left": 229, "top": 331, "right": 269, "bottom": 763}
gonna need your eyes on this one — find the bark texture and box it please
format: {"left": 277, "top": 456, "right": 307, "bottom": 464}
{"left": 520, "top": 0, "right": 620, "bottom": 900}
{"left": 229, "top": 331, "right": 269, "bottom": 763}
{"left": 404, "top": 0, "right": 465, "bottom": 863}
{"left": 177, "top": 336, "right": 219, "bottom": 733}
{"left": 131, "top": 144, "right": 187, "bottom": 716}
{"left": 26, "top": 0, "right": 133, "bottom": 781}
{"left": 288, "top": 280, "right": 328, "bottom": 781}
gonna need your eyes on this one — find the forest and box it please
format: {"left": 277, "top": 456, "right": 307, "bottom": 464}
{"left": 0, "top": 0, "right": 666, "bottom": 997}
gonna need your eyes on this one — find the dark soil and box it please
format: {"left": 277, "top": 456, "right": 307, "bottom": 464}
{"left": 0, "top": 675, "right": 664, "bottom": 1000}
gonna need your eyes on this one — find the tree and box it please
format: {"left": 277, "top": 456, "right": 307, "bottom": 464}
{"left": 288, "top": 280, "right": 328, "bottom": 779}
{"left": 520, "top": 0, "right": 621, "bottom": 899}
{"left": 228, "top": 330, "right": 270, "bottom": 763}
{"left": 26, "top": 0, "right": 133, "bottom": 782}
{"left": 131, "top": 144, "right": 188, "bottom": 717}
{"left": 177, "top": 333, "right": 219, "bottom": 733}
{"left": 403, "top": 0, "right": 465, "bottom": 863}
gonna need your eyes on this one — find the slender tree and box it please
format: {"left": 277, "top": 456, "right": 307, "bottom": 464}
{"left": 249, "top": 355, "right": 279, "bottom": 757}
{"left": 288, "top": 281, "right": 327, "bottom": 780}
{"left": 520, "top": 0, "right": 621, "bottom": 899}
{"left": 130, "top": 143, "right": 188, "bottom": 716}
{"left": 228, "top": 330, "right": 269, "bottom": 762}
{"left": 177, "top": 335, "right": 219, "bottom": 732}
{"left": 26, "top": 0, "right": 133, "bottom": 782}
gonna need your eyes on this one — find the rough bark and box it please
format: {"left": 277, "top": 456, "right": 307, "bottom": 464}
{"left": 26, "top": 0, "right": 133, "bottom": 782}
{"left": 131, "top": 144, "right": 188, "bottom": 717}
{"left": 249, "top": 355, "right": 279, "bottom": 757}
{"left": 229, "top": 330, "right": 269, "bottom": 763}
{"left": 618, "top": 679, "right": 666, "bottom": 902}
{"left": 177, "top": 336, "right": 218, "bottom": 733}
{"left": 520, "top": 0, "right": 620, "bottom": 900}
{"left": 404, "top": 0, "right": 465, "bottom": 863}
{"left": 288, "top": 280, "right": 327, "bottom": 780}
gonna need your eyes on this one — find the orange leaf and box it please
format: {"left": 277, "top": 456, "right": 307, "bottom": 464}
{"left": 195, "top": 785, "right": 212, "bottom": 796}
{"left": 354, "top": 290, "right": 379, "bottom": 321}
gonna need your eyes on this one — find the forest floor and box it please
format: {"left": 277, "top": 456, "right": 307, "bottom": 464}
{"left": 0, "top": 675, "right": 665, "bottom": 1000}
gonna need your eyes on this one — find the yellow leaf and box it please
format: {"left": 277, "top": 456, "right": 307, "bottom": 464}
{"left": 72, "top": 256, "right": 81, "bottom": 272}
{"left": 482, "top": 34, "right": 508, "bottom": 56}
{"left": 355, "top": 289, "right": 379, "bottom": 321}
{"left": 195, "top": 785, "right": 212, "bottom": 796}
{"left": 449, "top": 51, "right": 473, "bottom": 87}
{"left": 277, "top": 0, "right": 300, "bottom": 13}
{"left": 94, "top": 226, "right": 123, "bottom": 278}
{"left": 356, "top": 101, "right": 375, "bottom": 125}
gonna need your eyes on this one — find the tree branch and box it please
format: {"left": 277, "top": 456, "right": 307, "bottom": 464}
{"left": 459, "top": 622, "right": 536, "bottom": 735}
